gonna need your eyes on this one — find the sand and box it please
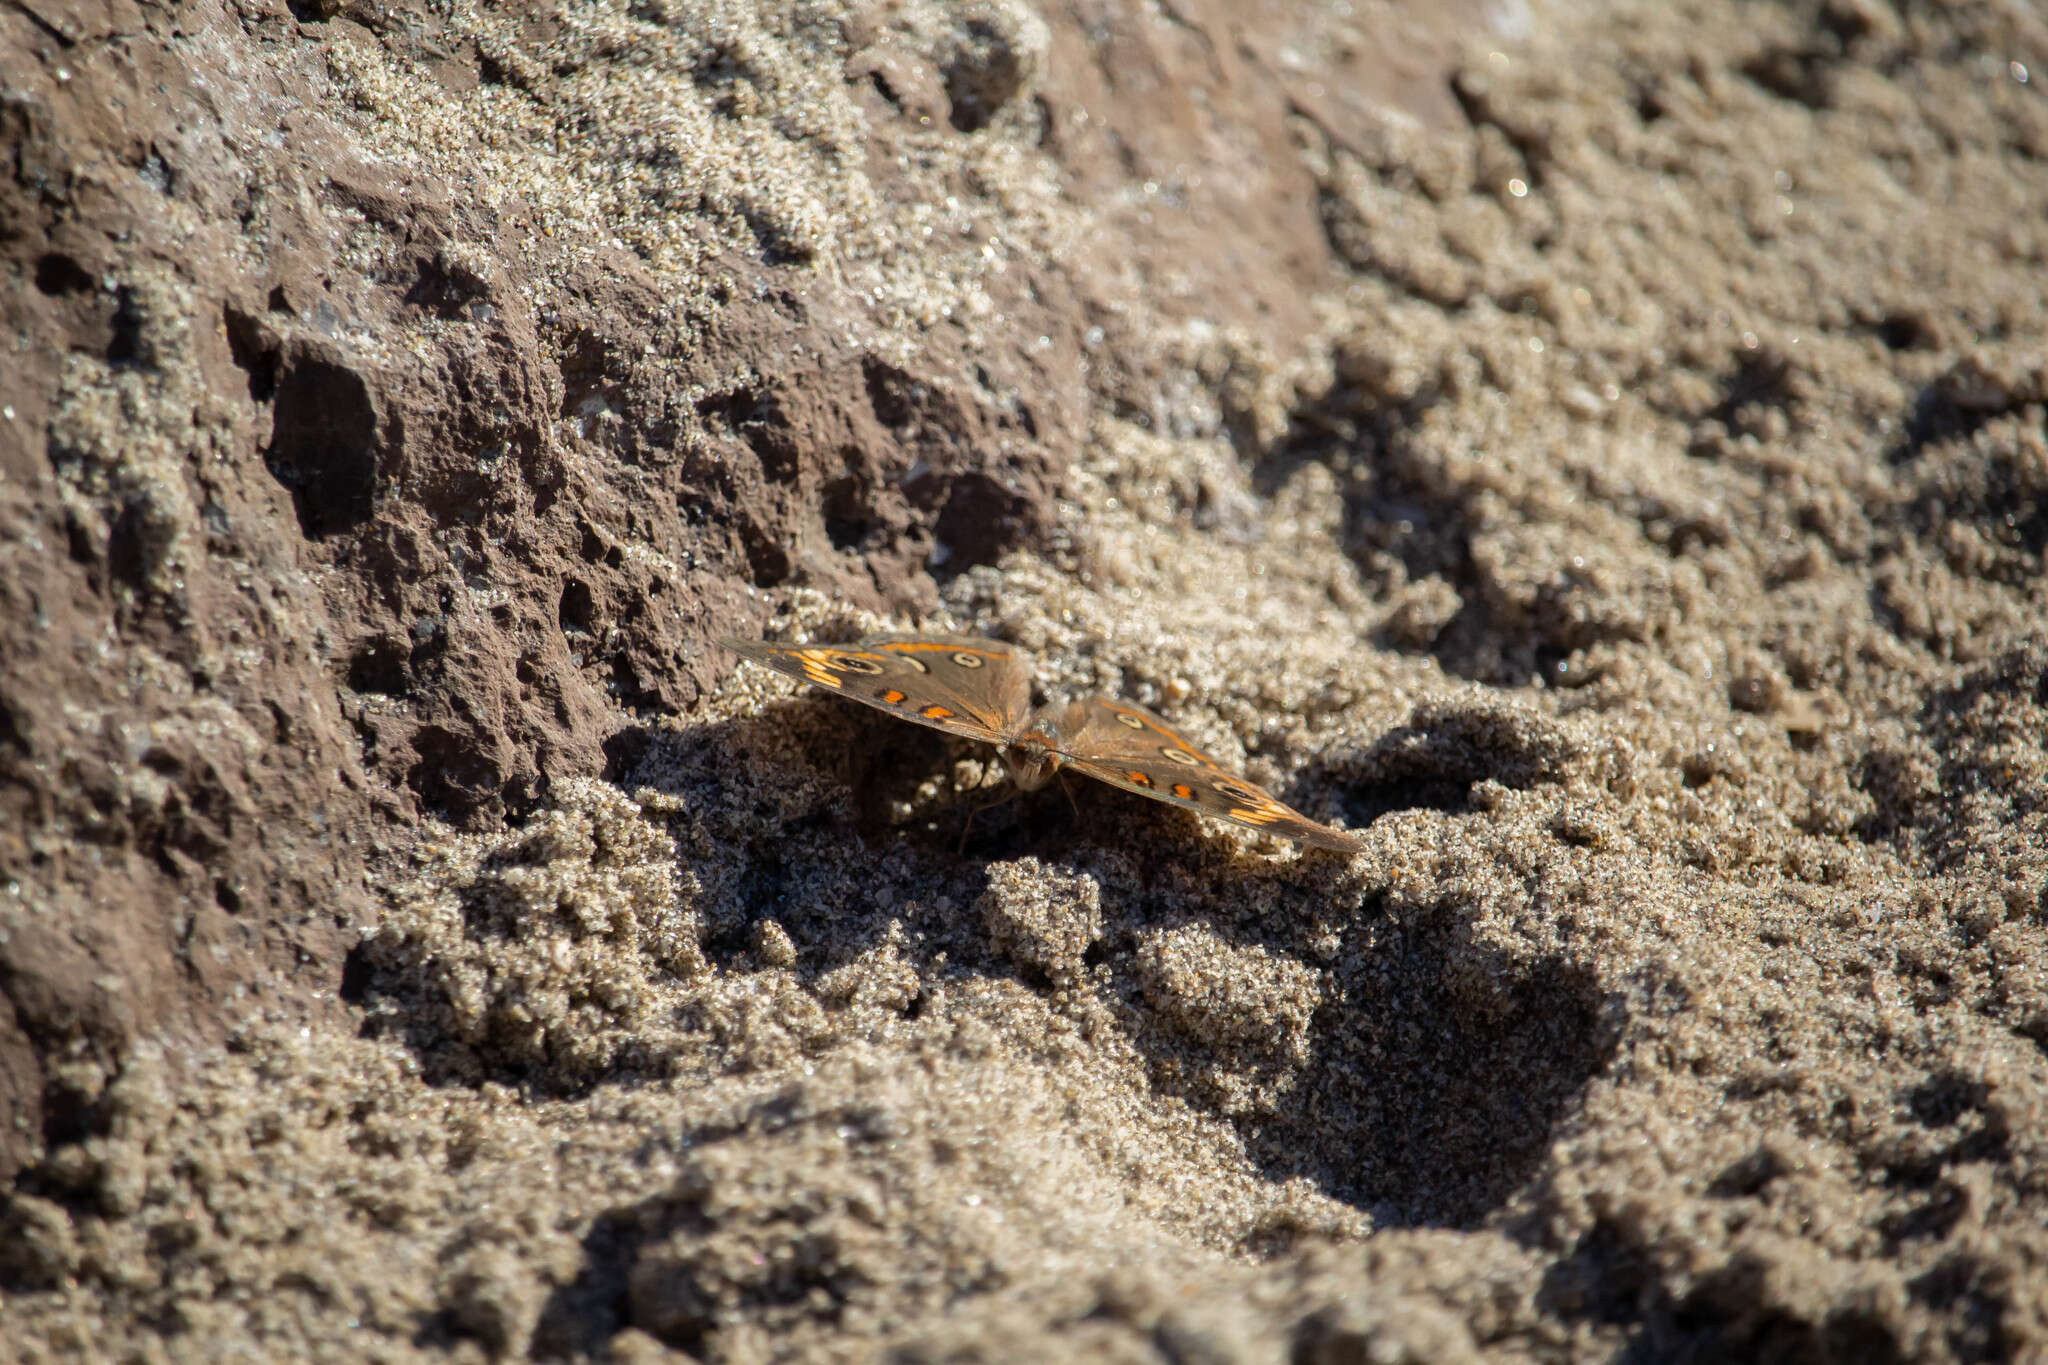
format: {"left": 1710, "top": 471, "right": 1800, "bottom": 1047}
{"left": 2, "top": 0, "right": 2046, "bottom": 1360}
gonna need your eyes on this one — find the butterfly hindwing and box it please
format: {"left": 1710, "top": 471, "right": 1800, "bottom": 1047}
{"left": 1057, "top": 696, "right": 1364, "bottom": 852}
{"left": 720, "top": 634, "right": 1033, "bottom": 746}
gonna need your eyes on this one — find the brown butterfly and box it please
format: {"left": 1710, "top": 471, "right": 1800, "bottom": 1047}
{"left": 721, "top": 634, "right": 1363, "bottom": 852}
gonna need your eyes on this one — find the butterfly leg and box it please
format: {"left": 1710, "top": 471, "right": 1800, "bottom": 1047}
{"left": 1055, "top": 773, "right": 1081, "bottom": 820}
{"left": 956, "top": 781, "right": 1024, "bottom": 854}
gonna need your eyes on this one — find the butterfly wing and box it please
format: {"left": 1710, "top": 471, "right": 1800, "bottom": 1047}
{"left": 720, "top": 634, "right": 1034, "bottom": 746}
{"left": 1054, "top": 696, "right": 1364, "bottom": 852}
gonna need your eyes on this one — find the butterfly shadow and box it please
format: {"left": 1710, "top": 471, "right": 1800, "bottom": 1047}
{"left": 1245, "top": 905, "right": 1614, "bottom": 1234}
{"left": 1061, "top": 698, "right": 1614, "bottom": 1235}
{"left": 1059, "top": 832, "right": 1620, "bottom": 1238}
{"left": 430, "top": 701, "right": 1633, "bottom": 1365}
{"left": 604, "top": 698, "right": 1613, "bottom": 1240}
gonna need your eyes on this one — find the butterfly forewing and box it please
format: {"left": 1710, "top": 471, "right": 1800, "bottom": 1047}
{"left": 1056, "top": 696, "right": 1365, "bottom": 852}
{"left": 720, "top": 634, "right": 1033, "bottom": 746}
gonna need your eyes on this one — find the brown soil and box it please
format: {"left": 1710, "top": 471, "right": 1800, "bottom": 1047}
{"left": 3, "top": 0, "right": 2046, "bottom": 1360}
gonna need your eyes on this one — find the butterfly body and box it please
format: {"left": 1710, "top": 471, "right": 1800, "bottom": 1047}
{"left": 720, "top": 633, "right": 1363, "bottom": 853}
{"left": 997, "top": 714, "right": 1072, "bottom": 792}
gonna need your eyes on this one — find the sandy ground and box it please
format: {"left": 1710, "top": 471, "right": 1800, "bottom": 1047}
{"left": 3, "top": 0, "right": 2048, "bottom": 1360}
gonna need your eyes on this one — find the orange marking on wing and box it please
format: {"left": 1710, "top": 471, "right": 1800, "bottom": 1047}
{"left": 1232, "top": 807, "right": 1280, "bottom": 824}
{"left": 880, "top": 689, "right": 907, "bottom": 704}
{"left": 791, "top": 650, "right": 842, "bottom": 686}
{"left": 921, "top": 704, "right": 955, "bottom": 719}
{"left": 1172, "top": 783, "right": 1194, "bottom": 800}
{"left": 1125, "top": 770, "right": 1153, "bottom": 787}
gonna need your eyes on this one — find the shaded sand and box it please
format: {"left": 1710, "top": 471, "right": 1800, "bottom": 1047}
{"left": 4, "top": 0, "right": 2047, "bottom": 1361}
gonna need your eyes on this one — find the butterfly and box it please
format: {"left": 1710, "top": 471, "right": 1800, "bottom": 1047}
{"left": 720, "top": 633, "right": 1364, "bottom": 852}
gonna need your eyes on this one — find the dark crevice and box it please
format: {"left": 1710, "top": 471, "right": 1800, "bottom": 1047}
{"left": 105, "top": 285, "right": 145, "bottom": 366}
{"left": 222, "top": 305, "right": 280, "bottom": 403}
{"left": 265, "top": 354, "right": 382, "bottom": 538}
{"left": 861, "top": 356, "right": 921, "bottom": 429}
{"left": 346, "top": 638, "right": 412, "bottom": 697}
{"left": 1697, "top": 347, "right": 1797, "bottom": 449}
{"left": 34, "top": 252, "right": 94, "bottom": 296}
{"left": 338, "top": 943, "right": 374, "bottom": 1003}
{"left": 1741, "top": 44, "right": 1840, "bottom": 109}
{"left": 558, "top": 579, "right": 596, "bottom": 635}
